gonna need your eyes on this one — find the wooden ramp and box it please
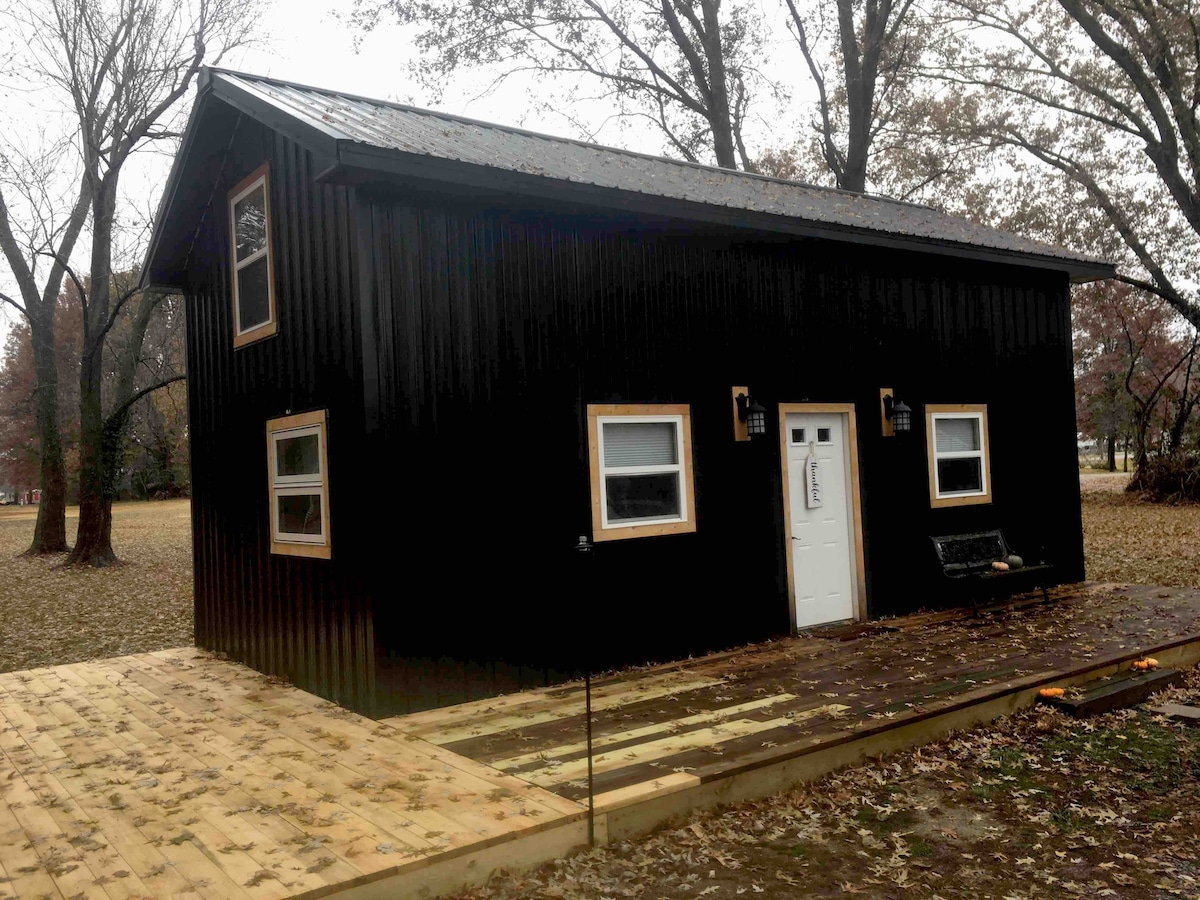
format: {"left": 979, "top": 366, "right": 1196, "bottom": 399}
{"left": 0, "top": 649, "right": 585, "bottom": 900}
{"left": 388, "top": 583, "right": 1200, "bottom": 845}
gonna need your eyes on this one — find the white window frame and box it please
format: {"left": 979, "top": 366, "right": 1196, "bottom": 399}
{"left": 229, "top": 164, "right": 278, "bottom": 349}
{"left": 587, "top": 404, "right": 697, "bottom": 542}
{"left": 926, "top": 404, "right": 992, "bottom": 508}
{"left": 267, "top": 410, "right": 331, "bottom": 558}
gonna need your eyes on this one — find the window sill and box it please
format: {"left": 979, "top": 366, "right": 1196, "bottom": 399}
{"left": 930, "top": 493, "right": 992, "bottom": 509}
{"left": 234, "top": 320, "right": 278, "bottom": 349}
{"left": 270, "top": 539, "right": 331, "bottom": 559}
{"left": 593, "top": 519, "right": 696, "bottom": 542}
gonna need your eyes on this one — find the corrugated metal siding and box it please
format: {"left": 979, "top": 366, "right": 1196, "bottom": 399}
{"left": 215, "top": 70, "right": 1103, "bottom": 270}
{"left": 356, "top": 190, "right": 1084, "bottom": 714}
{"left": 185, "top": 120, "right": 375, "bottom": 713}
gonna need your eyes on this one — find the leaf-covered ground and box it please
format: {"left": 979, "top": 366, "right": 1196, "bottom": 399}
{"left": 0, "top": 499, "right": 192, "bottom": 672}
{"left": 1083, "top": 477, "right": 1200, "bottom": 587}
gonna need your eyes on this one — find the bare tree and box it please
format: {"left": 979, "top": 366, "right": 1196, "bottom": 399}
{"left": 0, "top": 135, "right": 91, "bottom": 553}
{"left": 350, "top": 0, "right": 772, "bottom": 170}
{"left": 7, "top": 0, "right": 255, "bottom": 565}
{"left": 928, "top": 0, "right": 1200, "bottom": 330}
{"left": 783, "top": 0, "right": 925, "bottom": 193}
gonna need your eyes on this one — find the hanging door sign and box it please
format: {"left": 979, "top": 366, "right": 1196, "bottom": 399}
{"left": 804, "top": 441, "right": 823, "bottom": 509}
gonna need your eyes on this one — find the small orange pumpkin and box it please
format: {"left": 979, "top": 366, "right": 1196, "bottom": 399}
{"left": 1039, "top": 687, "right": 1065, "bottom": 698}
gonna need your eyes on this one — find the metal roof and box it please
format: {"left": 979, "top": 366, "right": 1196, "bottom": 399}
{"left": 143, "top": 69, "right": 1116, "bottom": 286}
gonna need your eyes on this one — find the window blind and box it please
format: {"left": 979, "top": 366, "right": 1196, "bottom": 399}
{"left": 935, "top": 417, "right": 980, "bottom": 453}
{"left": 603, "top": 422, "right": 678, "bottom": 467}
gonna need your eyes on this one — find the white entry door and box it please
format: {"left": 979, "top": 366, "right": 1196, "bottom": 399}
{"left": 785, "top": 412, "right": 856, "bottom": 628}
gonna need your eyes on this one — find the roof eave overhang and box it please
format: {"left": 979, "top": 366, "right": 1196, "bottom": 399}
{"left": 141, "top": 70, "right": 343, "bottom": 290}
{"left": 143, "top": 69, "right": 1116, "bottom": 289}
{"left": 139, "top": 81, "right": 209, "bottom": 291}
{"left": 331, "top": 143, "right": 1117, "bottom": 283}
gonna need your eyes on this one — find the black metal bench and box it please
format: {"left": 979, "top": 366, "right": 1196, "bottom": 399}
{"left": 930, "top": 530, "right": 1054, "bottom": 614}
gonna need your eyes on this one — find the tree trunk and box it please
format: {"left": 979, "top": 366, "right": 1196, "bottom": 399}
{"left": 1107, "top": 434, "right": 1116, "bottom": 471}
{"left": 24, "top": 311, "right": 69, "bottom": 554}
{"left": 68, "top": 178, "right": 118, "bottom": 567}
{"left": 68, "top": 340, "right": 115, "bottom": 565}
{"left": 700, "top": 0, "right": 738, "bottom": 170}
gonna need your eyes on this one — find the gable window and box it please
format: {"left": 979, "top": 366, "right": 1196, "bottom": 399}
{"left": 587, "top": 404, "right": 697, "bottom": 541}
{"left": 927, "top": 404, "right": 991, "bottom": 508}
{"left": 229, "top": 164, "right": 277, "bottom": 348}
{"left": 267, "top": 410, "right": 330, "bottom": 558}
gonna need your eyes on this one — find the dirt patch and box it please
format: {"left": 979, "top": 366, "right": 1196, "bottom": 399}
{"left": 0, "top": 499, "right": 193, "bottom": 672}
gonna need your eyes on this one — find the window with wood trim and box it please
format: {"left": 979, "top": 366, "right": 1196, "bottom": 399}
{"left": 927, "top": 404, "right": 992, "bottom": 508}
{"left": 267, "top": 411, "right": 330, "bottom": 558}
{"left": 229, "top": 164, "right": 277, "bottom": 348}
{"left": 587, "top": 404, "right": 697, "bottom": 541}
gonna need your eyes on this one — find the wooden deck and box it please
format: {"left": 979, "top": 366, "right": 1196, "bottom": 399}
{"left": 0, "top": 649, "right": 585, "bottom": 900}
{"left": 388, "top": 583, "right": 1200, "bottom": 840}
{"left": 3, "top": 584, "right": 1200, "bottom": 898}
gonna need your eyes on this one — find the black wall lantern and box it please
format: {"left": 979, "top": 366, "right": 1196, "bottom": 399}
{"left": 883, "top": 394, "right": 913, "bottom": 434}
{"left": 735, "top": 392, "right": 768, "bottom": 438}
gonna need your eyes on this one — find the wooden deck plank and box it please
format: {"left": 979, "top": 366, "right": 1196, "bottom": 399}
{"left": 3, "top": 668, "right": 222, "bottom": 900}
{"left": 491, "top": 693, "right": 802, "bottom": 772}
{"left": 40, "top": 663, "right": 359, "bottom": 896}
{"left": 0, "top": 650, "right": 590, "bottom": 900}
{"left": 110, "top": 652, "right": 588, "bottom": 873}
{"left": 120, "top": 654, "right": 583, "bottom": 829}
{"left": 391, "top": 583, "right": 1200, "bottom": 818}
{"left": 0, "top": 666, "right": 330, "bottom": 900}
{"left": 0, "top": 699, "right": 148, "bottom": 900}
{"left": 80, "top": 658, "right": 454, "bottom": 862}
{"left": 391, "top": 674, "right": 727, "bottom": 744}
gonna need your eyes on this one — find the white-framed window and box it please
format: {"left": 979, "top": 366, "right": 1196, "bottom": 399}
{"left": 229, "top": 163, "right": 277, "bottom": 348}
{"left": 587, "top": 404, "right": 697, "bottom": 541}
{"left": 926, "top": 404, "right": 992, "bottom": 508}
{"left": 267, "top": 410, "right": 330, "bottom": 558}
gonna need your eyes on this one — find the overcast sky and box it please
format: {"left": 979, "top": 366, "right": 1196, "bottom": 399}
{"left": 0, "top": 0, "right": 714, "bottom": 360}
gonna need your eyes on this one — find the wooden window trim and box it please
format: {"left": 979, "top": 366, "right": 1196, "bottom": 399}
{"left": 587, "top": 403, "right": 697, "bottom": 542}
{"left": 229, "top": 163, "right": 278, "bottom": 349}
{"left": 267, "top": 410, "right": 331, "bottom": 559}
{"left": 926, "top": 403, "right": 992, "bottom": 508}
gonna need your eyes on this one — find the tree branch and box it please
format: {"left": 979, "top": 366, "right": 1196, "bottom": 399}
{"left": 105, "top": 373, "right": 185, "bottom": 425}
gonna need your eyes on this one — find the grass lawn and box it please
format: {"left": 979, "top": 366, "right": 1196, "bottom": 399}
{"left": 0, "top": 499, "right": 192, "bottom": 672}
{"left": 3, "top": 488, "right": 1200, "bottom": 896}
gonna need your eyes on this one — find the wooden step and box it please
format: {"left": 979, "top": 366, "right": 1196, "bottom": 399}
{"left": 1145, "top": 702, "right": 1200, "bottom": 724}
{"left": 1038, "top": 668, "right": 1183, "bottom": 717}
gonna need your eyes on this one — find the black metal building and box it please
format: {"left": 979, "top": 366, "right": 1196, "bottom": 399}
{"left": 143, "top": 69, "right": 1114, "bottom": 716}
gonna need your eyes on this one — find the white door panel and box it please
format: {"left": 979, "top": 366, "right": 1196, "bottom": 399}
{"left": 786, "top": 413, "right": 855, "bottom": 628}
